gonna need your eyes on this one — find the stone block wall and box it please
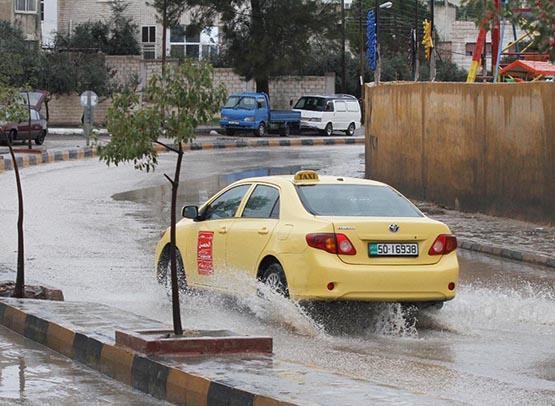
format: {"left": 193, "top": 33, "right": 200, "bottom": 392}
{"left": 49, "top": 56, "right": 336, "bottom": 125}
{"left": 48, "top": 94, "right": 111, "bottom": 127}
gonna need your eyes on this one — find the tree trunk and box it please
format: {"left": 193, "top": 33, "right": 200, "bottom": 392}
{"left": 7, "top": 141, "right": 25, "bottom": 298}
{"left": 256, "top": 78, "right": 269, "bottom": 95}
{"left": 169, "top": 142, "right": 184, "bottom": 335}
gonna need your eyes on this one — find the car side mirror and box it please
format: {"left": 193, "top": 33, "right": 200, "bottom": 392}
{"left": 289, "top": 99, "right": 294, "bottom": 107}
{"left": 257, "top": 101, "right": 264, "bottom": 109}
{"left": 182, "top": 205, "right": 199, "bottom": 219}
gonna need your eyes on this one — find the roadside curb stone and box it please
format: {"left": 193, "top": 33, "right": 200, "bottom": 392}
{"left": 458, "top": 238, "right": 554, "bottom": 268}
{"left": 0, "top": 299, "right": 287, "bottom": 405}
{"left": 0, "top": 136, "right": 364, "bottom": 174}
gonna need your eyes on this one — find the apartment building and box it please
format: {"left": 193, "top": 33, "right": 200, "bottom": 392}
{"left": 57, "top": 0, "right": 218, "bottom": 60}
{"left": 0, "top": 0, "right": 42, "bottom": 43}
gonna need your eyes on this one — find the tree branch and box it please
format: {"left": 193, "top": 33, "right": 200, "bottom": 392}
{"left": 164, "top": 173, "right": 175, "bottom": 185}
{"left": 154, "top": 140, "right": 179, "bottom": 153}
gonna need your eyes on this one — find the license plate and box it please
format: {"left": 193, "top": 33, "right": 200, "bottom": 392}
{"left": 369, "top": 243, "right": 419, "bottom": 257}
{"left": 229, "top": 121, "right": 239, "bottom": 125}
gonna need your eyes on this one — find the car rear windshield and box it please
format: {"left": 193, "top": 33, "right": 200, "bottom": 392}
{"left": 296, "top": 184, "right": 423, "bottom": 217}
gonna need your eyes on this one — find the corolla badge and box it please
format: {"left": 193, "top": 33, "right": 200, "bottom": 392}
{"left": 388, "top": 224, "right": 400, "bottom": 233}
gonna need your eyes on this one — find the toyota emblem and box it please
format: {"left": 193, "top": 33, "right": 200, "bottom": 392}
{"left": 389, "top": 224, "right": 399, "bottom": 233}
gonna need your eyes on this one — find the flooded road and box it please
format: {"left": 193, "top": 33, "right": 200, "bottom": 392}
{"left": 0, "top": 146, "right": 553, "bottom": 404}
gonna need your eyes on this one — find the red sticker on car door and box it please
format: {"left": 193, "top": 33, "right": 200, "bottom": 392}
{"left": 197, "top": 231, "right": 214, "bottom": 275}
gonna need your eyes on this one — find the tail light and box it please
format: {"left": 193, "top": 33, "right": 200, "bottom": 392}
{"left": 428, "top": 234, "right": 457, "bottom": 255}
{"left": 306, "top": 233, "right": 357, "bottom": 255}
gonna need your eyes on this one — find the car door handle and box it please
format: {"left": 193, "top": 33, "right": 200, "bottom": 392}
{"left": 218, "top": 226, "right": 227, "bottom": 234}
{"left": 258, "top": 227, "right": 269, "bottom": 235}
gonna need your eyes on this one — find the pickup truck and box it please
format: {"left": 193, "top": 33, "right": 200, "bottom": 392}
{"left": 220, "top": 92, "right": 301, "bottom": 137}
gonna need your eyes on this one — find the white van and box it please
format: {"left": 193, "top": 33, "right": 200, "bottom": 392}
{"left": 292, "top": 94, "right": 361, "bottom": 136}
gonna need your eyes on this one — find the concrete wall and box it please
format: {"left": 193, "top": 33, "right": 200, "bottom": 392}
{"left": 365, "top": 82, "right": 554, "bottom": 223}
{"left": 48, "top": 56, "right": 335, "bottom": 125}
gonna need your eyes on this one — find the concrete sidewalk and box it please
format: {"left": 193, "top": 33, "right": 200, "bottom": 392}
{"left": 0, "top": 298, "right": 434, "bottom": 405}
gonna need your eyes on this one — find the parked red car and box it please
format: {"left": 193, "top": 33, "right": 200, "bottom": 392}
{"left": 0, "top": 91, "right": 49, "bottom": 146}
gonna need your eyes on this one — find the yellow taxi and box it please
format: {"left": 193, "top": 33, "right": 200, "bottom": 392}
{"left": 155, "top": 171, "right": 459, "bottom": 306}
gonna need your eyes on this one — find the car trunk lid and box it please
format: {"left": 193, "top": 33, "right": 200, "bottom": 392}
{"left": 330, "top": 217, "right": 450, "bottom": 265}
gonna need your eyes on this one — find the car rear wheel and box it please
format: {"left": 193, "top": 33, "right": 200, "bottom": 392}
{"left": 35, "top": 130, "right": 46, "bottom": 145}
{"left": 260, "top": 262, "right": 289, "bottom": 297}
{"left": 321, "top": 122, "right": 333, "bottom": 137}
{"left": 345, "top": 122, "right": 356, "bottom": 136}
{"left": 254, "top": 122, "right": 266, "bottom": 137}
{"left": 157, "top": 246, "right": 188, "bottom": 292}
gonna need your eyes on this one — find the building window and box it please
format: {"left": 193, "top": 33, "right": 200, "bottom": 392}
{"left": 142, "top": 26, "right": 156, "bottom": 43}
{"left": 169, "top": 25, "right": 218, "bottom": 60}
{"left": 15, "top": 0, "right": 37, "bottom": 13}
{"left": 141, "top": 26, "right": 156, "bottom": 59}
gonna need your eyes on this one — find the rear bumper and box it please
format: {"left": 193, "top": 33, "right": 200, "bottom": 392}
{"left": 281, "top": 251, "right": 459, "bottom": 302}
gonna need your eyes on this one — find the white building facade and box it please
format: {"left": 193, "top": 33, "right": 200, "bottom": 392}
{"left": 57, "top": 0, "right": 218, "bottom": 59}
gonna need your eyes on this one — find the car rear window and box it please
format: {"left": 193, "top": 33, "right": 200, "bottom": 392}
{"left": 296, "top": 184, "right": 423, "bottom": 217}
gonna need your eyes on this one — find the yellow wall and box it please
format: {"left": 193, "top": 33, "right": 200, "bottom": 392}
{"left": 365, "top": 82, "right": 554, "bottom": 223}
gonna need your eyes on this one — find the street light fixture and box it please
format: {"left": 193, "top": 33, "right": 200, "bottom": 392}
{"left": 374, "top": 0, "right": 393, "bottom": 85}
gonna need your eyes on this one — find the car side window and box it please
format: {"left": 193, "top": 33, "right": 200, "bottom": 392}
{"left": 335, "top": 101, "right": 347, "bottom": 112}
{"left": 242, "top": 185, "right": 280, "bottom": 219}
{"left": 346, "top": 101, "right": 360, "bottom": 112}
{"left": 30, "top": 110, "right": 40, "bottom": 120}
{"left": 203, "top": 185, "right": 250, "bottom": 220}
{"left": 257, "top": 97, "right": 267, "bottom": 108}
{"left": 325, "top": 101, "right": 334, "bottom": 112}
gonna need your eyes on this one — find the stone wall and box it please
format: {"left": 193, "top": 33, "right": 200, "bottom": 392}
{"left": 49, "top": 56, "right": 336, "bottom": 125}
{"left": 47, "top": 94, "right": 111, "bottom": 127}
{"left": 365, "top": 82, "right": 554, "bottom": 223}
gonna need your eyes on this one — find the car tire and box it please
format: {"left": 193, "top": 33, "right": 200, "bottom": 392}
{"left": 35, "top": 130, "right": 46, "bottom": 145}
{"left": 254, "top": 122, "right": 266, "bottom": 137}
{"left": 260, "top": 262, "right": 289, "bottom": 297}
{"left": 279, "top": 124, "right": 290, "bottom": 137}
{"left": 321, "top": 123, "right": 333, "bottom": 137}
{"left": 345, "top": 122, "right": 355, "bottom": 136}
{"left": 225, "top": 128, "right": 235, "bottom": 136}
{"left": 157, "top": 246, "right": 188, "bottom": 292}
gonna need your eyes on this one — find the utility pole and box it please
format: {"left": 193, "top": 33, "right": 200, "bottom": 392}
{"left": 341, "top": 0, "right": 346, "bottom": 93}
{"left": 429, "top": 0, "right": 436, "bottom": 81}
{"left": 413, "top": 0, "right": 420, "bottom": 80}
{"left": 359, "top": 0, "right": 365, "bottom": 95}
{"left": 374, "top": 0, "right": 380, "bottom": 85}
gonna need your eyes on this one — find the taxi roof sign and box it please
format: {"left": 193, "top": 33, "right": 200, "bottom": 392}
{"left": 294, "top": 170, "right": 319, "bottom": 182}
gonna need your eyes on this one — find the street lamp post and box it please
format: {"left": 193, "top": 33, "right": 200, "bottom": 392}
{"left": 374, "top": 1, "right": 393, "bottom": 85}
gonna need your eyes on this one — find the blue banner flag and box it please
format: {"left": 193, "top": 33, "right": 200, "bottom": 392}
{"left": 367, "top": 10, "right": 377, "bottom": 71}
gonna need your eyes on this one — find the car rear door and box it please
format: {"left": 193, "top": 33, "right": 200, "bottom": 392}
{"left": 226, "top": 184, "right": 280, "bottom": 278}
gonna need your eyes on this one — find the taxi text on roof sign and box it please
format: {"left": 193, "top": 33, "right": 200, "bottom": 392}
{"left": 294, "top": 170, "right": 319, "bottom": 182}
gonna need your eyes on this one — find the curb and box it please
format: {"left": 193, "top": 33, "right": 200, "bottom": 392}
{"left": 0, "top": 300, "right": 292, "bottom": 405}
{"left": 458, "top": 238, "right": 554, "bottom": 268}
{"left": 0, "top": 137, "right": 363, "bottom": 174}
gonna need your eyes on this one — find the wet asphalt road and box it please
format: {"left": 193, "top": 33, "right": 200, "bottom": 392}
{"left": 0, "top": 146, "right": 553, "bottom": 404}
